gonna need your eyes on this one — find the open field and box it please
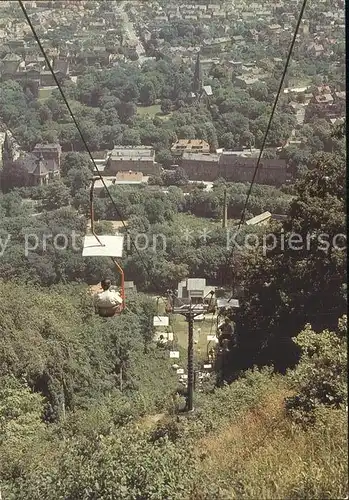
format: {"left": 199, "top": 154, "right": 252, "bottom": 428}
{"left": 171, "top": 213, "right": 222, "bottom": 233}
{"left": 171, "top": 312, "right": 217, "bottom": 364}
{"left": 136, "top": 104, "right": 171, "bottom": 120}
{"left": 137, "top": 104, "right": 161, "bottom": 116}
{"left": 38, "top": 86, "right": 56, "bottom": 101}
{"left": 151, "top": 295, "right": 218, "bottom": 364}
{"left": 196, "top": 391, "right": 348, "bottom": 499}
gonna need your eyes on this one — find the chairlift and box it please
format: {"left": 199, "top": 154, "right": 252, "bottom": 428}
{"left": 207, "top": 334, "right": 217, "bottom": 342}
{"left": 153, "top": 296, "right": 170, "bottom": 326}
{"left": 193, "top": 313, "right": 205, "bottom": 322}
{"left": 153, "top": 316, "right": 169, "bottom": 327}
{"left": 154, "top": 332, "right": 168, "bottom": 344}
{"left": 153, "top": 296, "right": 177, "bottom": 350}
{"left": 82, "top": 177, "right": 125, "bottom": 316}
{"left": 165, "top": 289, "right": 174, "bottom": 313}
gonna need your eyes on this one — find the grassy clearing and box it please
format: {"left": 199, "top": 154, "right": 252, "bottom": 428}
{"left": 172, "top": 213, "right": 222, "bottom": 233}
{"left": 137, "top": 104, "right": 162, "bottom": 116}
{"left": 37, "top": 87, "right": 55, "bottom": 101}
{"left": 195, "top": 385, "right": 348, "bottom": 499}
{"left": 152, "top": 296, "right": 217, "bottom": 364}
{"left": 136, "top": 104, "right": 172, "bottom": 120}
{"left": 171, "top": 313, "right": 217, "bottom": 363}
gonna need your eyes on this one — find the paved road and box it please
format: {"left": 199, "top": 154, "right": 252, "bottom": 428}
{"left": 114, "top": 0, "right": 144, "bottom": 56}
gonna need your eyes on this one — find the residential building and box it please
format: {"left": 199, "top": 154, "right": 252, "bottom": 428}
{"left": 219, "top": 154, "right": 287, "bottom": 186}
{"left": 236, "top": 76, "right": 260, "bottom": 87}
{"left": 91, "top": 173, "right": 148, "bottom": 194}
{"left": 115, "top": 171, "right": 148, "bottom": 184}
{"left": 1, "top": 53, "right": 21, "bottom": 74}
{"left": 171, "top": 139, "right": 210, "bottom": 156}
{"left": 268, "top": 24, "right": 282, "bottom": 34}
{"left": 0, "top": 139, "right": 61, "bottom": 187}
{"left": 32, "top": 142, "right": 61, "bottom": 172}
{"left": 3, "top": 148, "right": 60, "bottom": 186}
{"left": 177, "top": 278, "right": 214, "bottom": 304}
{"left": 180, "top": 150, "right": 287, "bottom": 186}
{"left": 104, "top": 146, "right": 161, "bottom": 176}
{"left": 53, "top": 57, "right": 70, "bottom": 76}
{"left": 334, "top": 91, "right": 345, "bottom": 101}
{"left": 181, "top": 152, "right": 220, "bottom": 180}
{"left": 30, "top": 154, "right": 52, "bottom": 185}
{"left": 39, "top": 70, "right": 57, "bottom": 86}
{"left": 307, "top": 43, "right": 324, "bottom": 56}
{"left": 314, "top": 93, "right": 334, "bottom": 105}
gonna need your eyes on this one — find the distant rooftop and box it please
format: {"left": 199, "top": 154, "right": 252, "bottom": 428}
{"left": 221, "top": 148, "right": 261, "bottom": 158}
{"left": 115, "top": 171, "right": 144, "bottom": 182}
{"left": 315, "top": 94, "right": 333, "bottom": 103}
{"left": 92, "top": 174, "right": 148, "bottom": 189}
{"left": 2, "top": 53, "right": 21, "bottom": 61}
{"left": 284, "top": 87, "right": 308, "bottom": 93}
{"left": 109, "top": 146, "right": 154, "bottom": 159}
{"left": 171, "top": 139, "right": 210, "bottom": 153}
{"left": 187, "top": 278, "right": 206, "bottom": 291}
{"left": 182, "top": 152, "right": 219, "bottom": 161}
{"left": 33, "top": 143, "right": 61, "bottom": 152}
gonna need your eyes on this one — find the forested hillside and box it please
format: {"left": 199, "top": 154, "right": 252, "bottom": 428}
{"left": 0, "top": 0, "right": 347, "bottom": 497}
{"left": 0, "top": 279, "right": 347, "bottom": 498}
{"left": 0, "top": 149, "right": 347, "bottom": 497}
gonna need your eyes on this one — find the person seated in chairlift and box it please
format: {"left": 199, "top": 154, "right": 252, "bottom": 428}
{"left": 221, "top": 338, "right": 230, "bottom": 351}
{"left": 94, "top": 278, "right": 122, "bottom": 317}
{"left": 157, "top": 334, "right": 167, "bottom": 346}
{"left": 208, "top": 347, "right": 215, "bottom": 362}
{"left": 218, "top": 318, "right": 235, "bottom": 347}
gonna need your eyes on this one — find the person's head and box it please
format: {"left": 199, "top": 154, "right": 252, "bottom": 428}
{"left": 101, "top": 278, "right": 111, "bottom": 291}
{"left": 224, "top": 318, "right": 230, "bottom": 324}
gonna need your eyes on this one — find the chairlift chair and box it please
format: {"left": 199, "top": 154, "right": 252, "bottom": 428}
{"left": 153, "top": 297, "right": 170, "bottom": 327}
{"left": 82, "top": 177, "right": 125, "bottom": 316}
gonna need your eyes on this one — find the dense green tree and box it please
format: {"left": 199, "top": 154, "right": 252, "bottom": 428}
{"left": 235, "top": 153, "right": 346, "bottom": 371}
{"left": 161, "top": 98, "right": 172, "bottom": 114}
{"left": 139, "top": 81, "right": 156, "bottom": 106}
{"left": 0, "top": 161, "right": 30, "bottom": 193}
{"left": 285, "top": 316, "right": 347, "bottom": 425}
{"left": 220, "top": 132, "right": 236, "bottom": 149}
{"left": 121, "top": 128, "right": 141, "bottom": 146}
{"left": 155, "top": 149, "right": 173, "bottom": 168}
{"left": 65, "top": 166, "right": 92, "bottom": 196}
{"left": 41, "top": 181, "right": 71, "bottom": 211}
{"left": 162, "top": 167, "right": 188, "bottom": 187}
{"left": 117, "top": 101, "right": 137, "bottom": 123}
{"left": 60, "top": 152, "right": 92, "bottom": 176}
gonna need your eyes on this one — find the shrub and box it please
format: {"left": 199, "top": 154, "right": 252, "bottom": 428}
{"left": 285, "top": 317, "right": 347, "bottom": 425}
